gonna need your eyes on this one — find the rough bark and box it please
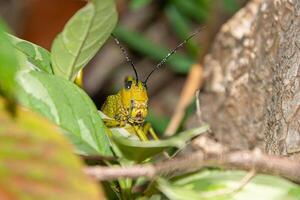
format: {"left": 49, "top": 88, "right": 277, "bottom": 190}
{"left": 201, "top": 0, "right": 300, "bottom": 156}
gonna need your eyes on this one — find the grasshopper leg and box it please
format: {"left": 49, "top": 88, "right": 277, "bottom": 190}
{"left": 143, "top": 122, "right": 159, "bottom": 140}
{"left": 133, "top": 125, "right": 148, "bottom": 141}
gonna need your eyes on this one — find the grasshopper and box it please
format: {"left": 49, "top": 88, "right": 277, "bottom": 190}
{"left": 101, "top": 31, "right": 200, "bottom": 141}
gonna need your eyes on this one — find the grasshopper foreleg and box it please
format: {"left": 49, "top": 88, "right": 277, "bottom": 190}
{"left": 143, "top": 122, "right": 159, "bottom": 140}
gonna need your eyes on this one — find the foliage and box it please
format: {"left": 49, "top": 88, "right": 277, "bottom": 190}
{"left": 0, "top": 16, "right": 105, "bottom": 198}
{"left": 157, "top": 170, "right": 300, "bottom": 200}
{"left": 0, "top": 0, "right": 299, "bottom": 199}
{"left": 9, "top": 0, "right": 116, "bottom": 157}
{"left": 17, "top": 70, "right": 112, "bottom": 156}
{"left": 0, "top": 98, "right": 105, "bottom": 200}
{"left": 51, "top": 0, "right": 118, "bottom": 81}
{"left": 112, "top": 124, "right": 209, "bottom": 162}
{"left": 0, "top": 21, "right": 18, "bottom": 100}
{"left": 8, "top": 34, "right": 53, "bottom": 74}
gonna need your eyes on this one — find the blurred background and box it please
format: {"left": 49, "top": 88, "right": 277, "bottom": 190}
{"left": 0, "top": 0, "right": 248, "bottom": 136}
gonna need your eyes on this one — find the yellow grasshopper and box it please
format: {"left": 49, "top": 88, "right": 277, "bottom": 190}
{"left": 101, "top": 32, "right": 200, "bottom": 141}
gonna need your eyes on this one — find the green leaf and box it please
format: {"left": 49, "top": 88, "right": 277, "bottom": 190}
{"left": 158, "top": 170, "right": 300, "bottom": 200}
{"left": 0, "top": 97, "right": 105, "bottom": 200}
{"left": 0, "top": 21, "right": 18, "bottom": 99}
{"left": 111, "top": 124, "right": 209, "bottom": 162}
{"left": 130, "top": 0, "right": 151, "bottom": 10}
{"left": 16, "top": 70, "right": 112, "bottom": 156}
{"left": 51, "top": 0, "right": 118, "bottom": 81}
{"left": 8, "top": 34, "right": 53, "bottom": 74}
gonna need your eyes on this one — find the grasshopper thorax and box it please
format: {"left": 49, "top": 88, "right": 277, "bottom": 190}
{"left": 119, "top": 76, "right": 148, "bottom": 124}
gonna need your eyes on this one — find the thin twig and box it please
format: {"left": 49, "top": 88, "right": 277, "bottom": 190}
{"left": 84, "top": 137, "right": 300, "bottom": 183}
{"left": 84, "top": 165, "right": 156, "bottom": 181}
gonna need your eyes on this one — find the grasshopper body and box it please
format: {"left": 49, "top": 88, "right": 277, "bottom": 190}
{"left": 101, "top": 31, "right": 200, "bottom": 141}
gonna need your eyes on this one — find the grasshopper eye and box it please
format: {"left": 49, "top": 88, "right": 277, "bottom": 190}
{"left": 125, "top": 81, "right": 132, "bottom": 89}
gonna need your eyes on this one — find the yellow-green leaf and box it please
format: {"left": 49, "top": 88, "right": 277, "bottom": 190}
{"left": 0, "top": 98, "right": 105, "bottom": 200}
{"left": 8, "top": 34, "right": 53, "bottom": 74}
{"left": 111, "top": 124, "right": 209, "bottom": 162}
{"left": 158, "top": 170, "right": 300, "bottom": 200}
{"left": 51, "top": 0, "right": 118, "bottom": 81}
{"left": 17, "top": 71, "right": 112, "bottom": 156}
{"left": 0, "top": 20, "right": 18, "bottom": 99}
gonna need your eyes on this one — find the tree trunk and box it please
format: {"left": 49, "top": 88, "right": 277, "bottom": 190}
{"left": 200, "top": 0, "right": 300, "bottom": 156}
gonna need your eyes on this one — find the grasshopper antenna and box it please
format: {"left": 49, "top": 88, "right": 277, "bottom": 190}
{"left": 144, "top": 28, "right": 203, "bottom": 84}
{"left": 112, "top": 34, "right": 139, "bottom": 82}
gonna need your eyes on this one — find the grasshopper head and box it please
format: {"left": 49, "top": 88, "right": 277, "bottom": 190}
{"left": 112, "top": 30, "right": 201, "bottom": 125}
{"left": 120, "top": 76, "right": 148, "bottom": 124}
